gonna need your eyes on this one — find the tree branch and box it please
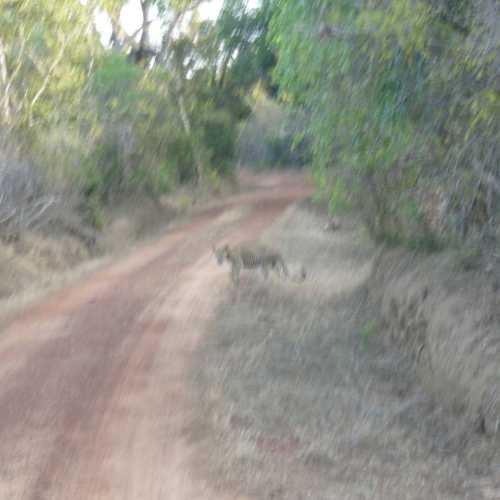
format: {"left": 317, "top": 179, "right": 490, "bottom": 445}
{"left": 0, "top": 39, "right": 11, "bottom": 122}
{"left": 29, "top": 37, "right": 69, "bottom": 126}
{"left": 159, "top": 1, "right": 205, "bottom": 62}
{"left": 1, "top": 33, "right": 29, "bottom": 122}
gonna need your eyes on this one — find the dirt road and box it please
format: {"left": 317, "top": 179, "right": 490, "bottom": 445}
{"left": 0, "top": 173, "right": 312, "bottom": 500}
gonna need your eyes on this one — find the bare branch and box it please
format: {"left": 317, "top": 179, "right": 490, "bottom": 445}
{"left": 159, "top": 1, "right": 205, "bottom": 62}
{"left": 0, "top": 39, "right": 11, "bottom": 121}
{"left": 0, "top": 208, "right": 17, "bottom": 226}
{"left": 28, "top": 27, "right": 82, "bottom": 126}
{"left": 1, "top": 34, "right": 29, "bottom": 121}
{"left": 23, "top": 196, "right": 58, "bottom": 228}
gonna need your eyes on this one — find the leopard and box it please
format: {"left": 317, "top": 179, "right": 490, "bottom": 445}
{"left": 213, "top": 242, "right": 291, "bottom": 286}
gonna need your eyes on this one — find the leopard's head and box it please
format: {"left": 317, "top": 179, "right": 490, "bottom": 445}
{"left": 213, "top": 244, "right": 229, "bottom": 265}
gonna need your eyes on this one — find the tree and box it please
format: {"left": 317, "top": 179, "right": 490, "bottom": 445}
{"left": 0, "top": 0, "right": 282, "bottom": 228}
{"left": 0, "top": 0, "right": 97, "bottom": 130}
{"left": 269, "top": 0, "right": 500, "bottom": 243}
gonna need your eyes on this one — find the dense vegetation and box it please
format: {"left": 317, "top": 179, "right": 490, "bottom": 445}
{"left": 269, "top": 0, "right": 499, "bottom": 245}
{"left": 1, "top": 0, "right": 498, "bottom": 249}
{"left": 0, "top": 0, "right": 272, "bottom": 233}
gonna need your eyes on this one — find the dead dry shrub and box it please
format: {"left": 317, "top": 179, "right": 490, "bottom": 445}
{"left": 0, "top": 155, "right": 59, "bottom": 239}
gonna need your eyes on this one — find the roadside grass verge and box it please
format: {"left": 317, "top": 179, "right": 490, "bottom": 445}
{"left": 191, "top": 203, "right": 494, "bottom": 500}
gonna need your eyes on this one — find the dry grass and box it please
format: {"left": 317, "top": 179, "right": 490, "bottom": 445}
{"left": 192, "top": 202, "right": 497, "bottom": 500}
{"left": 0, "top": 187, "right": 207, "bottom": 319}
{"left": 0, "top": 196, "right": 169, "bottom": 320}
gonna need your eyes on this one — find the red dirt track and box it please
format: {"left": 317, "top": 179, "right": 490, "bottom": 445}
{"left": 0, "top": 173, "right": 311, "bottom": 500}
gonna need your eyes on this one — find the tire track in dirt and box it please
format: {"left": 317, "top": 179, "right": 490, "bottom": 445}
{"left": 0, "top": 174, "right": 312, "bottom": 500}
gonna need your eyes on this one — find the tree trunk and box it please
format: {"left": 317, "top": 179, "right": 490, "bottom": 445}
{"left": 134, "top": 0, "right": 152, "bottom": 65}
{"left": 177, "top": 92, "right": 204, "bottom": 186}
{"left": 0, "top": 40, "right": 11, "bottom": 122}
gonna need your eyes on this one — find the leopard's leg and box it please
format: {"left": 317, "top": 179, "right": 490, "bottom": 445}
{"left": 260, "top": 264, "right": 269, "bottom": 279}
{"left": 231, "top": 260, "right": 241, "bottom": 286}
{"left": 275, "top": 257, "right": 289, "bottom": 279}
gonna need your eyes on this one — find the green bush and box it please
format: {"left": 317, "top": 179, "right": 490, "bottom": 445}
{"left": 269, "top": 0, "right": 500, "bottom": 246}
{"left": 201, "top": 111, "right": 237, "bottom": 176}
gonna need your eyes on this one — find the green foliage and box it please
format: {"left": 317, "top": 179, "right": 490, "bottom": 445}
{"left": 327, "top": 179, "right": 350, "bottom": 216}
{"left": 1, "top": 0, "right": 279, "bottom": 227}
{"left": 84, "top": 195, "right": 107, "bottom": 230}
{"left": 213, "top": 0, "right": 277, "bottom": 94}
{"left": 205, "top": 167, "right": 223, "bottom": 193}
{"left": 269, "top": 0, "right": 500, "bottom": 245}
{"left": 92, "top": 54, "right": 141, "bottom": 104}
{"left": 0, "top": 0, "right": 96, "bottom": 129}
